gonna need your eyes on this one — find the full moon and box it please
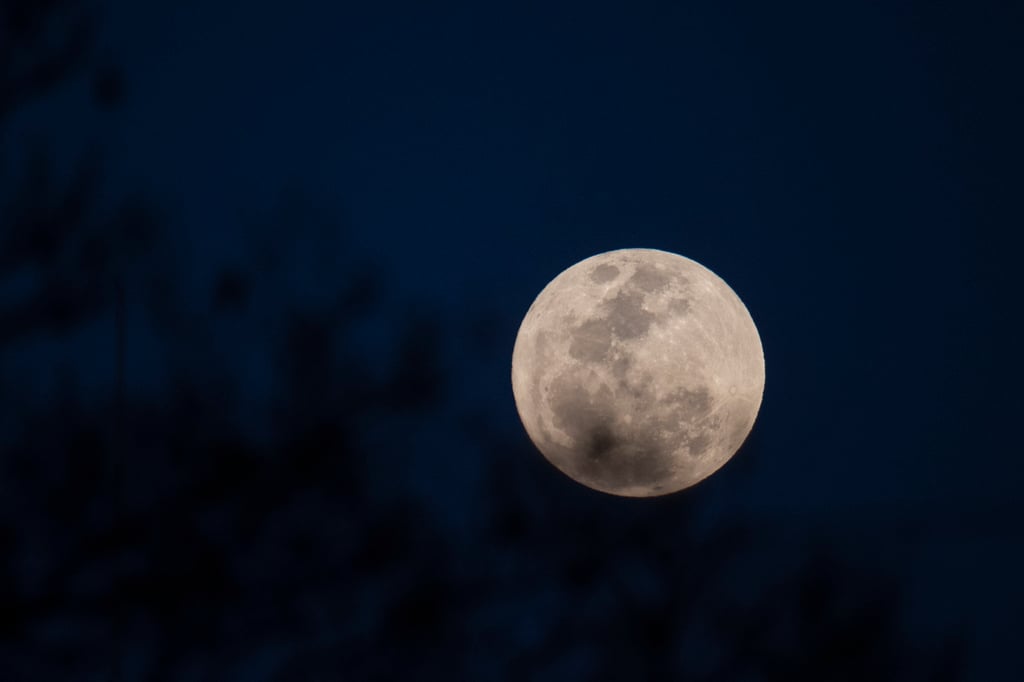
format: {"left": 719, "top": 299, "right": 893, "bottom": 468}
{"left": 511, "top": 248, "right": 765, "bottom": 497}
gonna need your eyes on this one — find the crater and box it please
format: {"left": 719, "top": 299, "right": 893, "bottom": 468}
{"left": 591, "top": 263, "right": 620, "bottom": 283}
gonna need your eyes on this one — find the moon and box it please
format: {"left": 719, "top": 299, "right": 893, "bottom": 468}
{"left": 511, "top": 248, "right": 765, "bottom": 497}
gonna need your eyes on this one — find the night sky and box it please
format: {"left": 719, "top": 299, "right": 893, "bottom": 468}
{"left": 2, "top": 0, "right": 1022, "bottom": 679}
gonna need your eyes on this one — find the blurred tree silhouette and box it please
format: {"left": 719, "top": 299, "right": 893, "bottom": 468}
{"left": 0, "top": 0, "right": 94, "bottom": 121}
{"left": 0, "top": 2, "right": 968, "bottom": 681}
{"left": 0, "top": 0, "right": 146, "bottom": 350}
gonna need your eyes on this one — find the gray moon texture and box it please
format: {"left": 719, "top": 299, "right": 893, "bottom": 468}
{"left": 511, "top": 248, "right": 765, "bottom": 497}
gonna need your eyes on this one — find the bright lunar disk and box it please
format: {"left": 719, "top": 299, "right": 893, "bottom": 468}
{"left": 511, "top": 248, "right": 764, "bottom": 497}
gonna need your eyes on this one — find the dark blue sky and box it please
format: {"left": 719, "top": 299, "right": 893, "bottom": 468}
{"left": 82, "top": 1, "right": 1016, "bottom": 505}
{"left": 7, "top": 0, "right": 1023, "bottom": 677}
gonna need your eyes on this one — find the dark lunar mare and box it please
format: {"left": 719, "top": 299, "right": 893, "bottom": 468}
{"left": 545, "top": 260, "right": 719, "bottom": 491}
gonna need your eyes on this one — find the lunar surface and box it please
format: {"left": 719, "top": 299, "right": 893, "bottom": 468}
{"left": 511, "top": 248, "right": 764, "bottom": 497}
